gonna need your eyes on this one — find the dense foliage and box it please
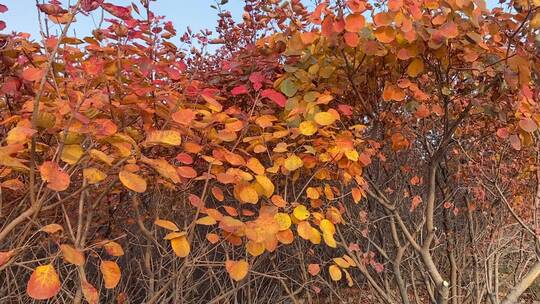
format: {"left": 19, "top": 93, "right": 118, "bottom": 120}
{"left": 0, "top": 0, "right": 539, "bottom": 303}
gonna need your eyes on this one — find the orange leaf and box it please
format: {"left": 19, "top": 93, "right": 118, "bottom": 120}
{"left": 308, "top": 263, "right": 320, "bottom": 276}
{"left": 144, "top": 130, "right": 182, "bottom": 146}
{"left": 374, "top": 26, "right": 395, "bottom": 43}
{"left": 344, "top": 13, "right": 365, "bottom": 32}
{"left": 26, "top": 264, "right": 61, "bottom": 300}
{"left": 119, "top": 170, "right": 147, "bottom": 193}
{"left": 407, "top": 58, "right": 424, "bottom": 77}
{"left": 0, "top": 250, "right": 14, "bottom": 266}
{"left": 171, "top": 108, "right": 196, "bottom": 125}
{"left": 100, "top": 260, "right": 121, "bottom": 289}
{"left": 39, "top": 161, "right": 70, "bottom": 191}
{"left": 388, "top": 0, "right": 403, "bottom": 11}
{"left": 103, "top": 241, "right": 125, "bottom": 257}
{"left": 211, "top": 186, "right": 224, "bottom": 201}
{"left": 154, "top": 218, "right": 180, "bottom": 231}
{"left": 206, "top": 233, "right": 220, "bottom": 244}
{"left": 225, "top": 260, "right": 249, "bottom": 281}
{"left": 81, "top": 280, "right": 99, "bottom": 304}
{"left": 195, "top": 216, "right": 217, "bottom": 226}
{"left": 177, "top": 166, "right": 197, "bottom": 178}
{"left": 329, "top": 265, "right": 342, "bottom": 281}
{"left": 60, "top": 244, "right": 85, "bottom": 266}
{"left": 170, "top": 235, "right": 190, "bottom": 257}
{"left": 40, "top": 223, "right": 64, "bottom": 234}
{"left": 271, "top": 195, "right": 288, "bottom": 208}
{"left": 382, "top": 83, "right": 405, "bottom": 101}
{"left": 246, "top": 157, "right": 265, "bottom": 175}
{"left": 22, "top": 67, "right": 45, "bottom": 82}
{"left": 440, "top": 22, "right": 459, "bottom": 39}
{"left": 344, "top": 32, "right": 359, "bottom": 47}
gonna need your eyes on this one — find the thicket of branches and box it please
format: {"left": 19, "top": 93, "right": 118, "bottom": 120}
{"left": 0, "top": 0, "right": 540, "bottom": 303}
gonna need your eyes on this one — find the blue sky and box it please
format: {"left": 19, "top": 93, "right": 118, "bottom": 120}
{"left": 1, "top": 0, "right": 503, "bottom": 40}
{"left": 1, "top": 0, "right": 245, "bottom": 40}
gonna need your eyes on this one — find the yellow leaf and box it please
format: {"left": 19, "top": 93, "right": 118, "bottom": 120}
{"left": 314, "top": 112, "right": 336, "bottom": 126}
{"left": 170, "top": 235, "right": 190, "bottom": 257}
{"left": 195, "top": 216, "right": 217, "bottom": 225}
{"left": 274, "top": 213, "right": 292, "bottom": 231}
{"left": 6, "top": 126, "right": 35, "bottom": 145}
{"left": 89, "top": 149, "right": 114, "bottom": 166}
{"left": 154, "top": 219, "right": 180, "bottom": 231}
{"left": 329, "top": 265, "right": 342, "bottom": 281}
{"left": 255, "top": 175, "right": 274, "bottom": 197}
{"left": 284, "top": 154, "right": 303, "bottom": 171}
{"left": 319, "top": 219, "right": 336, "bottom": 235}
{"left": 299, "top": 120, "right": 318, "bottom": 136}
{"left": 345, "top": 149, "right": 359, "bottom": 161}
{"left": 26, "top": 264, "right": 61, "bottom": 300}
{"left": 407, "top": 58, "right": 424, "bottom": 77}
{"left": 119, "top": 170, "right": 147, "bottom": 193}
{"left": 145, "top": 130, "right": 182, "bottom": 146}
{"left": 100, "top": 260, "right": 121, "bottom": 289}
{"left": 323, "top": 232, "right": 337, "bottom": 248}
{"left": 333, "top": 257, "right": 350, "bottom": 268}
{"left": 308, "top": 227, "right": 321, "bottom": 244}
{"left": 343, "top": 254, "right": 357, "bottom": 267}
{"left": 163, "top": 231, "right": 187, "bottom": 240}
{"left": 83, "top": 168, "right": 106, "bottom": 184}
{"left": 61, "top": 145, "right": 84, "bottom": 165}
{"left": 344, "top": 269, "right": 354, "bottom": 287}
{"left": 246, "top": 157, "right": 265, "bottom": 175}
{"left": 141, "top": 157, "right": 180, "bottom": 184}
{"left": 246, "top": 241, "right": 265, "bottom": 257}
{"left": 60, "top": 244, "right": 85, "bottom": 266}
{"left": 293, "top": 205, "right": 310, "bottom": 221}
{"left": 225, "top": 260, "right": 249, "bottom": 281}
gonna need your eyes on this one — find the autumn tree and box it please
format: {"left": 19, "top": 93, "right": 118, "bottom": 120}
{"left": 0, "top": 0, "right": 539, "bottom": 303}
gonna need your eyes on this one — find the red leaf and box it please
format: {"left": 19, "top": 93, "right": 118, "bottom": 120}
{"left": 37, "top": 4, "right": 66, "bottom": 16}
{"left": 261, "top": 89, "right": 287, "bottom": 107}
{"left": 82, "top": 0, "right": 104, "bottom": 12}
{"left": 1, "top": 77, "right": 21, "bottom": 95}
{"left": 249, "top": 72, "right": 264, "bottom": 91}
{"left": 338, "top": 104, "right": 353, "bottom": 116}
{"left": 410, "top": 195, "right": 422, "bottom": 212}
{"left": 102, "top": 3, "right": 131, "bottom": 20}
{"left": 509, "top": 134, "right": 521, "bottom": 150}
{"left": 231, "top": 85, "right": 248, "bottom": 96}
{"left": 165, "top": 67, "right": 182, "bottom": 81}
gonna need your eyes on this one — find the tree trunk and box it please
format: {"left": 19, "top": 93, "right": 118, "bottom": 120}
{"left": 500, "top": 260, "right": 540, "bottom": 304}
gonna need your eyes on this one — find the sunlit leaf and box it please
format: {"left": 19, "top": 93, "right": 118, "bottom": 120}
{"left": 27, "top": 264, "right": 61, "bottom": 300}
{"left": 225, "top": 260, "right": 249, "bottom": 281}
